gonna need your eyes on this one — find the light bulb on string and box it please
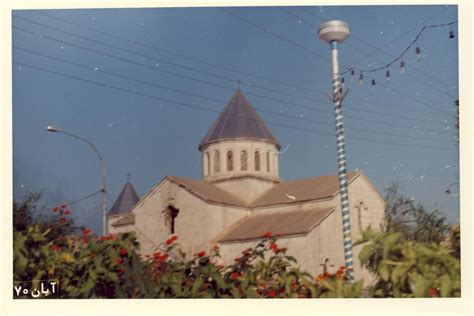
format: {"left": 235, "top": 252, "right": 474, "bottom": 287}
{"left": 415, "top": 47, "right": 422, "bottom": 61}
{"left": 359, "top": 72, "right": 363, "bottom": 85}
{"left": 449, "top": 25, "right": 455, "bottom": 39}
{"left": 400, "top": 60, "right": 406, "bottom": 75}
{"left": 350, "top": 69, "right": 355, "bottom": 81}
{"left": 371, "top": 79, "right": 376, "bottom": 86}
{"left": 341, "top": 77, "right": 345, "bottom": 87}
{"left": 385, "top": 70, "right": 391, "bottom": 81}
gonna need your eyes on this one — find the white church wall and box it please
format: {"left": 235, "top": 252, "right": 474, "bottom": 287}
{"left": 202, "top": 139, "right": 280, "bottom": 185}
{"left": 218, "top": 234, "right": 312, "bottom": 272}
{"left": 127, "top": 180, "right": 248, "bottom": 256}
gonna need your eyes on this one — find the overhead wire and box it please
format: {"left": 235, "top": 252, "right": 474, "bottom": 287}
{"left": 14, "top": 44, "right": 456, "bottom": 143}
{"left": 12, "top": 20, "right": 454, "bottom": 129}
{"left": 12, "top": 59, "right": 457, "bottom": 152}
{"left": 24, "top": 11, "right": 455, "bottom": 119}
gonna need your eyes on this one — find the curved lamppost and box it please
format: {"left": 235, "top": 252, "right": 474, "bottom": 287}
{"left": 318, "top": 20, "right": 354, "bottom": 282}
{"left": 47, "top": 125, "right": 107, "bottom": 236}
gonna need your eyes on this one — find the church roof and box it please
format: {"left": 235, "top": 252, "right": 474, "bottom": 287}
{"left": 249, "top": 171, "right": 360, "bottom": 208}
{"left": 167, "top": 176, "right": 246, "bottom": 207}
{"left": 198, "top": 89, "right": 280, "bottom": 150}
{"left": 218, "top": 207, "right": 335, "bottom": 243}
{"left": 107, "top": 180, "right": 140, "bottom": 216}
{"left": 111, "top": 213, "right": 135, "bottom": 227}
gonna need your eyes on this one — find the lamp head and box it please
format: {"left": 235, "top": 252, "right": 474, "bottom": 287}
{"left": 47, "top": 125, "right": 58, "bottom": 132}
{"left": 318, "top": 20, "right": 351, "bottom": 44}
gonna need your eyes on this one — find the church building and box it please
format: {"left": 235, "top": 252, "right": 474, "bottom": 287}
{"left": 107, "top": 89, "right": 385, "bottom": 283}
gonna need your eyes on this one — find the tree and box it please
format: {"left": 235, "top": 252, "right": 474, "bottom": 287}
{"left": 13, "top": 192, "right": 82, "bottom": 240}
{"left": 13, "top": 192, "right": 41, "bottom": 232}
{"left": 383, "top": 183, "right": 450, "bottom": 244}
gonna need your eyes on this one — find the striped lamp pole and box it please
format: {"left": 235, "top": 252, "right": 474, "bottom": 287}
{"left": 318, "top": 21, "right": 354, "bottom": 282}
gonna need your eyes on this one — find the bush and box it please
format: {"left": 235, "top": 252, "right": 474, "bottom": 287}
{"left": 355, "top": 228, "right": 461, "bottom": 298}
{"left": 14, "top": 222, "right": 361, "bottom": 298}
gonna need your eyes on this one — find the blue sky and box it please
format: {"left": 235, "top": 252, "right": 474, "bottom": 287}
{"left": 12, "top": 5, "right": 459, "bottom": 233}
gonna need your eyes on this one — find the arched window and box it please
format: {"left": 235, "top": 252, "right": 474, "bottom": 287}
{"left": 240, "top": 150, "right": 248, "bottom": 171}
{"left": 266, "top": 151, "right": 270, "bottom": 173}
{"left": 213, "top": 151, "right": 220, "bottom": 173}
{"left": 255, "top": 151, "right": 261, "bottom": 171}
{"left": 204, "top": 152, "right": 210, "bottom": 176}
{"left": 226, "top": 150, "right": 233, "bottom": 171}
{"left": 164, "top": 205, "right": 179, "bottom": 234}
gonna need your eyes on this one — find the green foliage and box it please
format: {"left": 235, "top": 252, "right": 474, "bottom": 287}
{"left": 447, "top": 225, "right": 460, "bottom": 259}
{"left": 13, "top": 226, "right": 362, "bottom": 298}
{"left": 356, "top": 228, "right": 461, "bottom": 298}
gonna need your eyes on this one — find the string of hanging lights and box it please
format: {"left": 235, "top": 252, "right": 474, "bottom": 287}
{"left": 341, "top": 21, "right": 457, "bottom": 86}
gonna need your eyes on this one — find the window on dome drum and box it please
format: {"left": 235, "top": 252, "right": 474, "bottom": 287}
{"left": 240, "top": 150, "right": 248, "bottom": 171}
{"left": 213, "top": 150, "right": 220, "bottom": 173}
{"left": 226, "top": 150, "right": 233, "bottom": 171}
{"left": 266, "top": 151, "right": 270, "bottom": 173}
{"left": 255, "top": 151, "right": 261, "bottom": 171}
{"left": 165, "top": 205, "right": 179, "bottom": 234}
{"left": 204, "top": 152, "right": 210, "bottom": 176}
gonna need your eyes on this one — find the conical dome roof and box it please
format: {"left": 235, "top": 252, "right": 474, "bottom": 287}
{"left": 107, "top": 179, "right": 140, "bottom": 216}
{"left": 199, "top": 89, "right": 280, "bottom": 150}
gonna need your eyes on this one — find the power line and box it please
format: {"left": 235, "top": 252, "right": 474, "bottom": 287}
{"left": 297, "top": 7, "right": 456, "bottom": 99}
{"left": 12, "top": 22, "right": 453, "bottom": 129}
{"left": 341, "top": 21, "right": 457, "bottom": 75}
{"left": 24, "top": 11, "right": 454, "bottom": 119}
{"left": 278, "top": 7, "right": 456, "bottom": 106}
{"left": 13, "top": 59, "right": 456, "bottom": 151}
{"left": 219, "top": 8, "right": 331, "bottom": 62}
{"left": 14, "top": 45, "right": 455, "bottom": 143}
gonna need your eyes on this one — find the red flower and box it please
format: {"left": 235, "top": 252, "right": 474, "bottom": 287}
{"left": 83, "top": 237, "right": 89, "bottom": 244}
{"left": 160, "top": 253, "right": 169, "bottom": 261}
{"left": 52, "top": 207, "right": 59, "bottom": 212}
{"left": 115, "top": 258, "right": 123, "bottom": 265}
{"left": 171, "top": 235, "right": 178, "bottom": 242}
{"left": 262, "top": 231, "right": 272, "bottom": 238}
{"left": 119, "top": 248, "right": 128, "bottom": 256}
{"left": 269, "top": 242, "right": 278, "bottom": 253}
{"left": 234, "top": 257, "right": 240, "bottom": 262}
{"left": 99, "top": 236, "right": 107, "bottom": 241}
{"left": 59, "top": 217, "right": 67, "bottom": 223}
{"left": 197, "top": 251, "right": 205, "bottom": 257}
{"left": 267, "top": 289, "right": 277, "bottom": 298}
{"left": 153, "top": 252, "right": 161, "bottom": 259}
{"left": 108, "top": 233, "right": 114, "bottom": 240}
{"left": 118, "top": 268, "right": 125, "bottom": 274}
{"left": 166, "top": 238, "right": 174, "bottom": 245}
{"left": 428, "top": 287, "right": 439, "bottom": 297}
{"left": 83, "top": 229, "right": 91, "bottom": 236}
{"left": 51, "top": 245, "right": 60, "bottom": 251}
{"left": 230, "top": 272, "right": 240, "bottom": 281}
{"left": 64, "top": 210, "right": 72, "bottom": 215}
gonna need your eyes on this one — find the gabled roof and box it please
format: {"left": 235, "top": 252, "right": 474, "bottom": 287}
{"left": 250, "top": 171, "right": 360, "bottom": 208}
{"left": 167, "top": 176, "right": 246, "bottom": 207}
{"left": 219, "top": 207, "right": 335, "bottom": 243}
{"left": 133, "top": 171, "right": 364, "bottom": 211}
{"left": 111, "top": 213, "right": 135, "bottom": 227}
{"left": 199, "top": 89, "right": 280, "bottom": 150}
{"left": 107, "top": 180, "right": 140, "bottom": 216}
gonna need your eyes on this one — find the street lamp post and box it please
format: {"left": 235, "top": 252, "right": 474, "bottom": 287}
{"left": 47, "top": 125, "right": 108, "bottom": 236}
{"left": 318, "top": 20, "right": 354, "bottom": 282}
